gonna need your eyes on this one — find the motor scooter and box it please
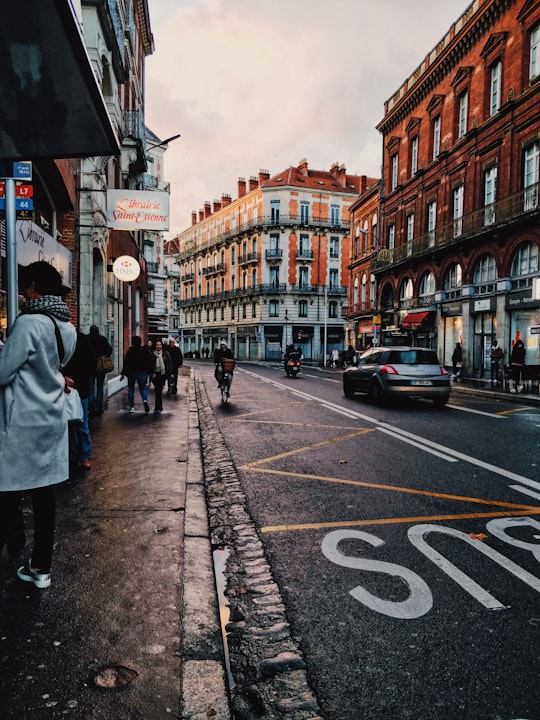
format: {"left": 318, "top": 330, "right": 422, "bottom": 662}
{"left": 284, "top": 351, "right": 302, "bottom": 377}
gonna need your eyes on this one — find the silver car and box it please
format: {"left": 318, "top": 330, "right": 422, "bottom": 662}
{"left": 343, "top": 346, "right": 451, "bottom": 406}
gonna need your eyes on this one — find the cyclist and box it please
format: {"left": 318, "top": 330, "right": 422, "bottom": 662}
{"left": 214, "top": 340, "right": 234, "bottom": 388}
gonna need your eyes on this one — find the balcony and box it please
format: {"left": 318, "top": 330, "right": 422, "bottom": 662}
{"left": 372, "top": 183, "right": 540, "bottom": 274}
{"left": 265, "top": 249, "right": 283, "bottom": 262}
{"left": 146, "top": 261, "right": 159, "bottom": 273}
{"left": 202, "top": 263, "right": 226, "bottom": 276}
{"left": 342, "top": 301, "right": 377, "bottom": 318}
{"left": 296, "top": 249, "right": 314, "bottom": 261}
{"left": 239, "top": 252, "right": 259, "bottom": 265}
{"left": 182, "top": 273, "right": 195, "bottom": 283}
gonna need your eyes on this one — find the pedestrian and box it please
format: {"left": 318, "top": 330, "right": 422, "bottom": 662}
{"left": 88, "top": 324, "right": 112, "bottom": 414}
{"left": 0, "top": 261, "right": 76, "bottom": 589}
{"left": 331, "top": 348, "right": 340, "bottom": 368}
{"left": 149, "top": 339, "right": 172, "bottom": 412}
{"left": 490, "top": 339, "right": 504, "bottom": 386}
{"left": 451, "top": 342, "right": 463, "bottom": 380}
{"left": 167, "top": 338, "right": 183, "bottom": 395}
{"left": 509, "top": 339, "right": 526, "bottom": 393}
{"left": 62, "top": 330, "right": 96, "bottom": 471}
{"left": 120, "top": 336, "right": 151, "bottom": 413}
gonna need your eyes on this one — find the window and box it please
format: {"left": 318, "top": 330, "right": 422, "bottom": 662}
{"left": 530, "top": 24, "right": 540, "bottom": 80}
{"left": 231, "top": 246, "right": 236, "bottom": 265}
{"left": 444, "top": 262, "right": 463, "bottom": 289}
{"left": 524, "top": 141, "right": 539, "bottom": 210}
{"left": 391, "top": 154, "right": 399, "bottom": 190}
{"left": 432, "top": 116, "right": 441, "bottom": 160}
{"left": 298, "top": 300, "right": 308, "bottom": 317}
{"left": 242, "top": 303, "right": 247, "bottom": 319}
{"left": 484, "top": 166, "right": 497, "bottom": 225}
{"left": 269, "top": 300, "right": 279, "bottom": 317}
{"left": 221, "top": 306, "right": 225, "bottom": 321}
{"left": 453, "top": 184, "right": 464, "bottom": 237}
{"left": 269, "top": 233, "right": 280, "bottom": 252}
{"left": 510, "top": 242, "right": 539, "bottom": 276}
{"left": 328, "top": 301, "right": 338, "bottom": 319}
{"left": 298, "top": 234, "right": 310, "bottom": 257}
{"left": 427, "top": 200, "right": 437, "bottom": 246}
{"left": 354, "top": 227, "right": 360, "bottom": 257}
{"left": 419, "top": 271, "right": 436, "bottom": 297}
{"left": 269, "top": 267, "right": 280, "bottom": 287}
{"left": 331, "top": 205, "right": 340, "bottom": 224}
{"left": 361, "top": 274, "right": 367, "bottom": 304}
{"left": 489, "top": 60, "right": 501, "bottom": 116}
{"left": 458, "top": 90, "right": 468, "bottom": 139}
{"left": 371, "top": 215, "right": 378, "bottom": 248}
{"left": 231, "top": 305, "right": 235, "bottom": 320}
{"left": 473, "top": 254, "right": 497, "bottom": 283}
{"left": 252, "top": 302, "right": 257, "bottom": 318}
{"left": 329, "top": 236, "right": 339, "bottom": 258}
{"left": 388, "top": 223, "right": 395, "bottom": 250}
{"left": 399, "top": 278, "right": 413, "bottom": 303}
{"left": 406, "top": 213, "right": 415, "bottom": 242}
{"left": 410, "top": 136, "right": 418, "bottom": 175}
{"left": 298, "top": 266, "right": 309, "bottom": 288}
{"left": 270, "top": 199, "right": 280, "bottom": 223}
{"left": 329, "top": 268, "right": 339, "bottom": 290}
{"left": 300, "top": 201, "right": 309, "bottom": 224}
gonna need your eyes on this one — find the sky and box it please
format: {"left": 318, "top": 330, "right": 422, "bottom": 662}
{"left": 144, "top": 0, "right": 470, "bottom": 238}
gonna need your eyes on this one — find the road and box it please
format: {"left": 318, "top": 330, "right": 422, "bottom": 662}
{"left": 197, "top": 359, "right": 540, "bottom": 720}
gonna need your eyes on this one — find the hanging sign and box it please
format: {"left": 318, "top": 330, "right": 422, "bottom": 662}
{"left": 112, "top": 255, "right": 141, "bottom": 282}
{"left": 106, "top": 189, "right": 169, "bottom": 230}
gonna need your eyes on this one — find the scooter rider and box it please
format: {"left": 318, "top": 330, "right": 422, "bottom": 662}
{"left": 214, "top": 340, "right": 234, "bottom": 387}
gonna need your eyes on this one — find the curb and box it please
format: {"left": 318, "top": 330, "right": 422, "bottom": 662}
{"left": 181, "top": 370, "right": 232, "bottom": 719}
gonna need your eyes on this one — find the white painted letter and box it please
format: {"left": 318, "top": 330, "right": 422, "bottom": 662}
{"left": 321, "top": 529, "right": 433, "bottom": 619}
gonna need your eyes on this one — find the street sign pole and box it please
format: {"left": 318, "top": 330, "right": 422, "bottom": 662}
{"left": 5, "top": 177, "right": 18, "bottom": 331}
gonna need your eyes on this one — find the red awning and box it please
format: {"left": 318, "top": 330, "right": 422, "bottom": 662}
{"left": 401, "top": 311, "right": 431, "bottom": 329}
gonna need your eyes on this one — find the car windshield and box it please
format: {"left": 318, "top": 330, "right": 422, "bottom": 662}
{"left": 387, "top": 350, "right": 439, "bottom": 365}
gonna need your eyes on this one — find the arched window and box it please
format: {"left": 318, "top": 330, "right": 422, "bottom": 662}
{"left": 353, "top": 277, "right": 359, "bottom": 305}
{"left": 510, "top": 241, "right": 539, "bottom": 276}
{"left": 361, "top": 273, "right": 367, "bottom": 304}
{"left": 473, "top": 254, "right": 497, "bottom": 283}
{"left": 444, "top": 263, "right": 462, "bottom": 289}
{"left": 419, "top": 271, "right": 436, "bottom": 296}
{"left": 399, "top": 278, "right": 414, "bottom": 301}
{"left": 380, "top": 285, "right": 394, "bottom": 310}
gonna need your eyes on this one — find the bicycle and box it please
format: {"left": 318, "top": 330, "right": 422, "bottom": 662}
{"left": 218, "top": 358, "right": 235, "bottom": 403}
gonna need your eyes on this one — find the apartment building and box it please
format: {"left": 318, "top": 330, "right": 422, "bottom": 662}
{"left": 373, "top": 0, "right": 540, "bottom": 377}
{"left": 345, "top": 180, "right": 380, "bottom": 350}
{"left": 172, "top": 161, "right": 374, "bottom": 362}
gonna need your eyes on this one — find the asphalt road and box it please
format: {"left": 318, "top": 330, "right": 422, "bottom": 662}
{"left": 198, "top": 360, "right": 540, "bottom": 720}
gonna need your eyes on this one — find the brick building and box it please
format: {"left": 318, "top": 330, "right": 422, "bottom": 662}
{"left": 171, "top": 161, "right": 375, "bottom": 362}
{"left": 373, "top": 0, "right": 540, "bottom": 377}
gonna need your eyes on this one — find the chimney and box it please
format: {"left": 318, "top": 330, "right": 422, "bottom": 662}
{"left": 204, "top": 201, "right": 212, "bottom": 218}
{"left": 238, "top": 177, "right": 246, "bottom": 198}
{"left": 198, "top": 210, "right": 204, "bottom": 223}
{"left": 212, "top": 199, "right": 222, "bottom": 213}
{"left": 259, "top": 169, "right": 270, "bottom": 185}
{"left": 359, "top": 175, "right": 367, "bottom": 194}
{"left": 298, "top": 158, "right": 308, "bottom": 176}
{"left": 221, "top": 193, "right": 232, "bottom": 207}
{"left": 339, "top": 163, "right": 347, "bottom": 187}
{"left": 249, "top": 176, "right": 258, "bottom": 192}
{"left": 329, "top": 161, "right": 340, "bottom": 179}
{"left": 191, "top": 211, "right": 197, "bottom": 226}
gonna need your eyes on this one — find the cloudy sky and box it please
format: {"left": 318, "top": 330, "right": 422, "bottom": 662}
{"left": 145, "top": 0, "right": 469, "bottom": 237}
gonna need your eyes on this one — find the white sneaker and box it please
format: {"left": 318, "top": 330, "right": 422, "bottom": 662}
{"left": 510, "top": 388, "right": 516, "bottom": 393}
{"left": 517, "top": 384, "right": 524, "bottom": 393}
{"left": 129, "top": 407, "right": 135, "bottom": 412}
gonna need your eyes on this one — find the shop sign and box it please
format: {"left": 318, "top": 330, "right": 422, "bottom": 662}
{"left": 471, "top": 298, "right": 494, "bottom": 313}
{"left": 112, "top": 255, "right": 141, "bottom": 282}
{"left": 107, "top": 190, "right": 170, "bottom": 231}
{"left": 14, "top": 220, "right": 72, "bottom": 288}
{"left": 506, "top": 289, "right": 537, "bottom": 310}
{"left": 441, "top": 302, "right": 462, "bottom": 316}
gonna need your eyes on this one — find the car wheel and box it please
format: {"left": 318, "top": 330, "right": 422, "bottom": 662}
{"left": 367, "top": 380, "right": 383, "bottom": 403}
{"left": 432, "top": 395, "right": 449, "bottom": 407}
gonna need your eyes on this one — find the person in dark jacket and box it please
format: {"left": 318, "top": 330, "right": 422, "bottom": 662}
{"left": 149, "top": 340, "right": 172, "bottom": 413}
{"left": 509, "top": 339, "right": 526, "bottom": 393}
{"left": 167, "top": 338, "right": 183, "bottom": 395}
{"left": 120, "top": 336, "right": 151, "bottom": 413}
{"left": 88, "top": 325, "right": 112, "bottom": 414}
{"left": 214, "top": 340, "right": 234, "bottom": 386}
{"left": 63, "top": 331, "right": 96, "bottom": 470}
{"left": 451, "top": 342, "right": 463, "bottom": 380}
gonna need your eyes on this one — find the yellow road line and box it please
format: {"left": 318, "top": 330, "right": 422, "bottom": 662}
{"left": 240, "top": 429, "right": 374, "bottom": 467}
{"left": 261, "top": 507, "right": 540, "bottom": 533}
{"left": 234, "top": 419, "right": 361, "bottom": 429}
{"left": 496, "top": 406, "right": 536, "bottom": 415}
{"left": 241, "top": 466, "right": 536, "bottom": 510}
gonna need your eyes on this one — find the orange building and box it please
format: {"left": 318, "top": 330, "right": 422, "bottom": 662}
{"left": 373, "top": 0, "right": 540, "bottom": 377}
{"left": 172, "top": 160, "right": 375, "bottom": 362}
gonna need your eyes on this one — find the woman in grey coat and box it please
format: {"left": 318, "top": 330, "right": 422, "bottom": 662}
{"left": 0, "top": 262, "right": 76, "bottom": 589}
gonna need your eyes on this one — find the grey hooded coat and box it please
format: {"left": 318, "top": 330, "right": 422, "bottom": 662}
{"left": 0, "top": 313, "right": 76, "bottom": 491}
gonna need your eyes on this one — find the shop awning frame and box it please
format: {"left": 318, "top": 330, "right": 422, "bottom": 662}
{"left": 401, "top": 311, "right": 432, "bottom": 329}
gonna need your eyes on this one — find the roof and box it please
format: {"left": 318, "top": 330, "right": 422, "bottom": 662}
{"left": 263, "top": 163, "right": 374, "bottom": 195}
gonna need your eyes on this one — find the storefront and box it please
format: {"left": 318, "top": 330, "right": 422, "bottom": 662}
{"left": 356, "top": 321, "right": 374, "bottom": 350}
{"left": 441, "top": 302, "right": 463, "bottom": 370}
{"left": 470, "top": 297, "right": 496, "bottom": 378}
{"left": 400, "top": 310, "right": 435, "bottom": 348}
{"left": 506, "top": 289, "right": 540, "bottom": 366}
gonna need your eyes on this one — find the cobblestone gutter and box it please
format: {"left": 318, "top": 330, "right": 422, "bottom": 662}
{"left": 193, "top": 371, "right": 325, "bottom": 720}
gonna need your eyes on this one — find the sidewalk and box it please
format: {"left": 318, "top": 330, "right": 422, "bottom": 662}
{"left": 0, "top": 369, "right": 230, "bottom": 720}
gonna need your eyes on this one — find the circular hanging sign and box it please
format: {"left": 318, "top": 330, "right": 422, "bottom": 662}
{"left": 112, "top": 255, "right": 141, "bottom": 282}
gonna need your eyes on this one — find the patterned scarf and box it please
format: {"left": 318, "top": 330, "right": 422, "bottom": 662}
{"left": 22, "top": 295, "right": 71, "bottom": 322}
{"left": 154, "top": 350, "right": 165, "bottom": 374}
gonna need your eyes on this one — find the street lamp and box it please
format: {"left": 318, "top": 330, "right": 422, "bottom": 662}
{"left": 146, "top": 133, "right": 181, "bottom": 153}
